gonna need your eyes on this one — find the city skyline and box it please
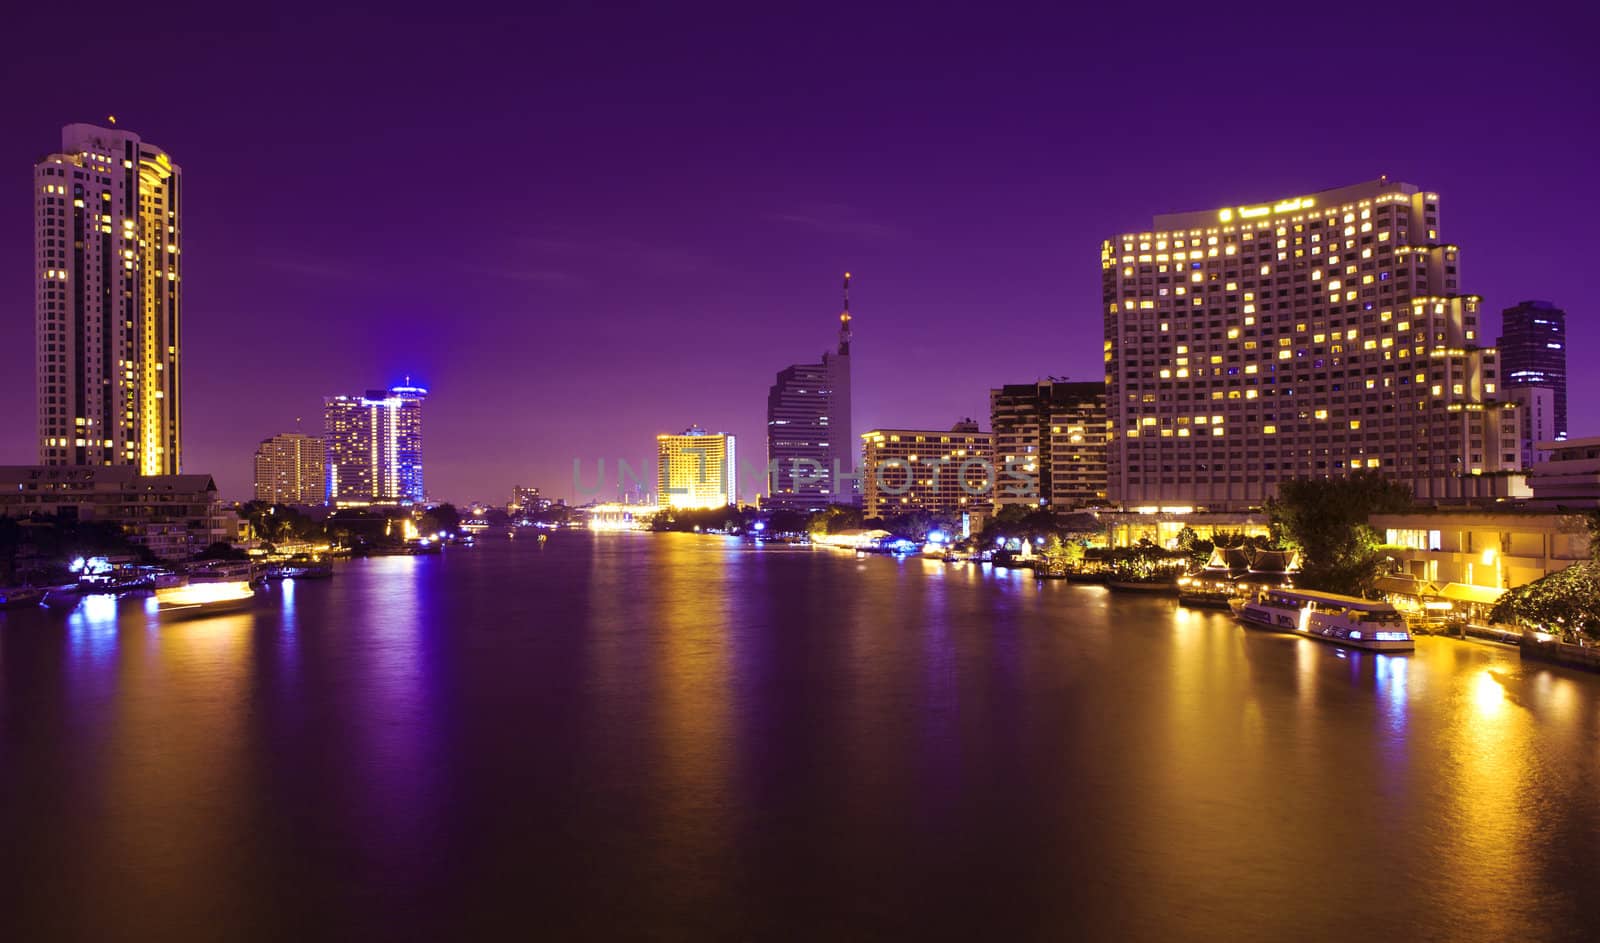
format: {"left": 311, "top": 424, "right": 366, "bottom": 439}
{"left": 1, "top": 7, "right": 1593, "bottom": 504}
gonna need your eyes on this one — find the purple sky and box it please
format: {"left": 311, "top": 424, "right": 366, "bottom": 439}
{"left": 2, "top": 4, "right": 1593, "bottom": 503}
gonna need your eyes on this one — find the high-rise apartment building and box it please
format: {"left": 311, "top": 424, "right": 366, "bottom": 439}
{"left": 1103, "top": 179, "right": 1517, "bottom": 510}
{"left": 861, "top": 421, "right": 993, "bottom": 519}
{"left": 35, "top": 122, "right": 182, "bottom": 473}
{"left": 253, "top": 432, "right": 326, "bottom": 505}
{"left": 323, "top": 382, "right": 427, "bottom": 506}
{"left": 1497, "top": 300, "right": 1567, "bottom": 440}
{"left": 1507, "top": 386, "right": 1558, "bottom": 470}
{"left": 989, "top": 381, "right": 1108, "bottom": 510}
{"left": 766, "top": 276, "right": 855, "bottom": 510}
{"left": 657, "top": 426, "right": 737, "bottom": 509}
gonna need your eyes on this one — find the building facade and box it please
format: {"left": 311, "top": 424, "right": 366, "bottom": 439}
{"left": 766, "top": 275, "right": 855, "bottom": 510}
{"left": 1373, "top": 510, "right": 1591, "bottom": 592}
{"left": 1497, "top": 300, "right": 1567, "bottom": 441}
{"left": 657, "top": 427, "right": 737, "bottom": 509}
{"left": 1103, "top": 179, "right": 1517, "bottom": 510}
{"left": 861, "top": 422, "right": 993, "bottom": 520}
{"left": 1507, "top": 386, "right": 1557, "bottom": 470}
{"left": 1527, "top": 435, "right": 1600, "bottom": 507}
{"left": 990, "top": 380, "right": 1108, "bottom": 510}
{"left": 0, "top": 465, "right": 231, "bottom": 559}
{"left": 35, "top": 122, "right": 182, "bottom": 473}
{"left": 253, "top": 432, "right": 326, "bottom": 505}
{"left": 323, "top": 383, "right": 427, "bottom": 506}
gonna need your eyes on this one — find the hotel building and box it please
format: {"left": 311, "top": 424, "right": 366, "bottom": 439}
{"left": 323, "top": 383, "right": 427, "bottom": 506}
{"left": 990, "top": 380, "right": 1108, "bottom": 510}
{"left": 1497, "top": 300, "right": 1567, "bottom": 440}
{"left": 253, "top": 432, "right": 326, "bottom": 506}
{"left": 766, "top": 275, "right": 856, "bottom": 510}
{"left": 861, "top": 421, "right": 993, "bottom": 519}
{"left": 0, "top": 465, "right": 232, "bottom": 560}
{"left": 1102, "top": 178, "right": 1516, "bottom": 510}
{"left": 35, "top": 122, "right": 182, "bottom": 473}
{"left": 657, "top": 427, "right": 737, "bottom": 509}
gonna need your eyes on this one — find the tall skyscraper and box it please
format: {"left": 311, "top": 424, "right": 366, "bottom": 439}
{"left": 766, "top": 275, "right": 855, "bottom": 510}
{"left": 861, "top": 421, "right": 993, "bottom": 519}
{"left": 989, "top": 380, "right": 1109, "bottom": 510}
{"left": 35, "top": 122, "right": 182, "bottom": 473}
{"left": 253, "top": 432, "right": 326, "bottom": 505}
{"left": 1497, "top": 300, "right": 1567, "bottom": 440}
{"left": 657, "top": 426, "right": 737, "bottom": 509}
{"left": 1103, "top": 179, "right": 1516, "bottom": 510}
{"left": 323, "top": 382, "right": 427, "bottom": 506}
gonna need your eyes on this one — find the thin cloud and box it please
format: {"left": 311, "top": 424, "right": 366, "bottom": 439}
{"left": 768, "top": 202, "right": 905, "bottom": 241}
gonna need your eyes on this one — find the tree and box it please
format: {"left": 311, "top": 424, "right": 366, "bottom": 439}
{"left": 1267, "top": 473, "right": 1413, "bottom": 595}
{"left": 1490, "top": 562, "right": 1600, "bottom": 642}
{"left": 420, "top": 503, "right": 462, "bottom": 536}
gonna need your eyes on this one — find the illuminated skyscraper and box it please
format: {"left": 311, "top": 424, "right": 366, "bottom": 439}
{"left": 1496, "top": 300, "right": 1567, "bottom": 440}
{"left": 1103, "top": 179, "right": 1517, "bottom": 510}
{"left": 657, "top": 426, "right": 737, "bottom": 509}
{"left": 323, "top": 382, "right": 427, "bottom": 506}
{"left": 253, "top": 432, "right": 326, "bottom": 506}
{"left": 35, "top": 122, "right": 182, "bottom": 472}
{"left": 766, "top": 275, "right": 856, "bottom": 509}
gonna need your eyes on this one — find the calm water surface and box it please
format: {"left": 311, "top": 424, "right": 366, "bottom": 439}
{"left": 2, "top": 533, "right": 1598, "bottom": 941}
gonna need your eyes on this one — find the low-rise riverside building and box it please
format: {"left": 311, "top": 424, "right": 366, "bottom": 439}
{"left": 1372, "top": 509, "right": 1592, "bottom": 595}
{"left": 1527, "top": 436, "right": 1600, "bottom": 508}
{"left": 1100, "top": 509, "right": 1272, "bottom": 549}
{"left": 0, "top": 465, "right": 234, "bottom": 559}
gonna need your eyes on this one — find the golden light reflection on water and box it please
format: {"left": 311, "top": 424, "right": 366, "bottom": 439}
{"left": 101, "top": 606, "right": 260, "bottom": 923}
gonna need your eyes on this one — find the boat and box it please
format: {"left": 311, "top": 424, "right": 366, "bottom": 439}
{"left": 1176, "top": 573, "right": 1239, "bottom": 609}
{"left": 0, "top": 586, "right": 45, "bottom": 610}
{"left": 1228, "top": 586, "right": 1414, "bottom": 652}
{"left": 1107, "top": 578, "right": 1177, "bottom": 594}
{"left": 42, "top": 585, "right": 83, "bottom": 610}
{"left": 154, "top": 561, "right": 259, "bottom": 617}
{"left": 266, "top": 557, "right": 334, "bottom": 580}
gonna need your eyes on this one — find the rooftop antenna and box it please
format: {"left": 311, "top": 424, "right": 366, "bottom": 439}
{"left": 838, "top": 271, "right": 853, "bottom": 355}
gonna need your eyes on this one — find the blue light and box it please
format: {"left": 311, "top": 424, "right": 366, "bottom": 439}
{"left": 927, "top": 530, "right": 946, "bottom": 543}
{"left": 752, "top": 521, "right": 766, "bottom": 532}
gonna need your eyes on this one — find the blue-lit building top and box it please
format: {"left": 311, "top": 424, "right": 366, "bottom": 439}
{"left": 1497, "top": 300, "right": 1567, "bottom": 440}
{"left": 324, "top": 381, "right": 427, "bottom": 506}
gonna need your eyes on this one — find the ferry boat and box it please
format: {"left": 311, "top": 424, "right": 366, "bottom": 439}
{"left": 1228, "top": 586, "right": 1414, "bottom": 652}
{"left": 154, "top": 561, "right": 259, "bottom": 617}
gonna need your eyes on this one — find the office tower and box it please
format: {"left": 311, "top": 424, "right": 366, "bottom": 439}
{"left": 1102, "top": 179, "right": 1516, "bottom": 510}
{"left": 323, "top": 382, "right": 427, "bottom": 506}
{"left": 1506, "top": 386, "right": 1557, "bottom": 470}
{"left": 253, "top": 432, "right": 326, "bottom": 505}
{"left": 657, "top": 426, "right": 737, "bottom": 509}
{"left": 509, "top": 486, "right": 550, "bottom": 513}
{"left": 861, "top": 421, "right": 993, "bottom": 519}
{"left": 1497, "top": 300, "right": 1567, "bottom": 440}
{"left": 35, "top": 122, "right": 182, "bottom": 472}
{"left": 766, "top": 275, "right": 856, "bottom": 510}
{"left": 989, "top": 380, "right": 1108, "bottom": 510}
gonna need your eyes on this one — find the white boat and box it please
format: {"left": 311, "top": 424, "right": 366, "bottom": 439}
{"left": 154, "top": 561, "right": 259, "bottom": 616}
{"left": 1228, "top": 586, "right": 1414, "bottom": 652}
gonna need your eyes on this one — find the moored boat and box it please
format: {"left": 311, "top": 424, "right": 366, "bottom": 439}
{"left": 155, "top": 561, "right": 259, "bottom": 617}
{"left": 1108, "top": 579, "right": 1177, "bottom": 594}
{"left": 1229, "top": 586, "right": 1414, "bottom": 652}
{"left": 0, "top": 586, "right": 46, "bottom": 610}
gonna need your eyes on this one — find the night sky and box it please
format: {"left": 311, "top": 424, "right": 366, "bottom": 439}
{"left": 2, "top": 3, "right": 1592, "bottom": 503}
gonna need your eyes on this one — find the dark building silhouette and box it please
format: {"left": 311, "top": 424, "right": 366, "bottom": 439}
{"left": 1497, "top": 300, "right": 1567, "bottom": 440}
